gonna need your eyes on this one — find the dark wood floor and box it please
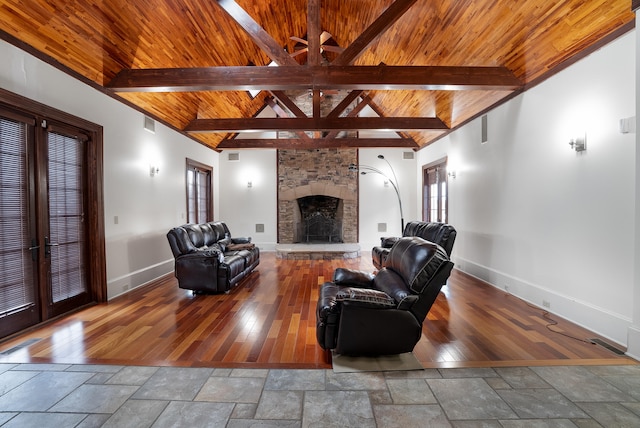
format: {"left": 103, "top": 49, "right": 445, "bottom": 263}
{"left": 0, "top": 252, "right": 635, "bottom": 369}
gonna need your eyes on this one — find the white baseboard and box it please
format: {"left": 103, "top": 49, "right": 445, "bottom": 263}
{"left": 107, "top": 259, "right": 174, "bottom": 300}
{"left": 453, "top": 256, "right": 632, "bottom": 348}
{"left": 627, "top": 326, "right": 640, "bottom": 360}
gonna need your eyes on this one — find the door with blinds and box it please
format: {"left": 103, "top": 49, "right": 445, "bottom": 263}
{"left": 0, "top": 112, "right": 39, "bottom": 337}
{"left": 0, "top": 109, "right": 94, "bottom": 338}
{"left": 44, "top": 125, "right": 91, "bottom": 317}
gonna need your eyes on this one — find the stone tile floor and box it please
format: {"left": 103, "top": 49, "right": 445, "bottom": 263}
{"left": 1, "top": 363, "right": 640, "bottom": 427}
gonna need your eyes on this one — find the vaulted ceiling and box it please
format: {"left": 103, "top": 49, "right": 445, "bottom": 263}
{"left": 0, "top": 0, "right": 635, "bottom": 151}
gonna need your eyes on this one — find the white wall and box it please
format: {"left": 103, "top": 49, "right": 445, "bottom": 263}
{"left": 418, "top": 31, "right": 636, "bottom": 347}
{"left": 218, "top": 149, "right": 278, "bottom": 250}
{"left": 357, "top": 148, "right": 418, "bottom": 249}
{"left": 0, "top": 40, "right": 218, "bottom": 299}
{"left": 630, "top": 14, "right": 640, "bottom": 360}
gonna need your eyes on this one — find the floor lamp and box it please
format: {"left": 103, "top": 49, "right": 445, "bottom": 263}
{"left": 349, "top": 155, "right": 404, "bottom": 233}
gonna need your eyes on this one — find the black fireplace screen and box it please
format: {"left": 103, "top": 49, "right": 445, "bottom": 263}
{"left": 302, "top": 212, "right": 342, "bottom": 243}
{"left": 297, "top": 195, "right": 343, "bottom": 243}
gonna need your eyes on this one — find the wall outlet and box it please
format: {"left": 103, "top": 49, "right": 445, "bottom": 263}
{"left": 542, "top": 300, "right": 551, "bottom": 308}
{"left": 123, "top": 283, "right": 130, "bottom": 291}
{"left": 504, "top": 284, "right": 510, "bottom": 292}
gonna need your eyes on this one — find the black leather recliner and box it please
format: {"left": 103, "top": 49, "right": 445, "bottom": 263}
{"left": 316, "top": 236, "right": 454, "bottom": 356}
{"left": 166, "top": 221, "right": 259, "bottom": 293}
{"left": 372, "top": 221, "right": 457, "bottom": 270}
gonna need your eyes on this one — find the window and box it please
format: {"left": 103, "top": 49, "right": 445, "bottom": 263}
{"left": 186, "top": 158, "right": 213, "bottom": 223}
{"left": 423, "top": 158, "right": 448, "bottom": 223}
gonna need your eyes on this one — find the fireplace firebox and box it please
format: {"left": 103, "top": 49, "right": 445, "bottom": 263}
{"left": 296, "top": 195, "right": 343, "bottom": 243}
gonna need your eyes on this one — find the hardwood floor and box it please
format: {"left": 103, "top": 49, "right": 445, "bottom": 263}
{"left": 0, "top": 252, "right": 635, "bottom": 369}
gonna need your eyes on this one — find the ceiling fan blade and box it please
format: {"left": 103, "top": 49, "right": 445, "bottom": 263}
{"left": 289, "top": 48, "right": 308, "bottom": 57}
{"left": 320, "top": 31, "right": 333, "bottom": 44}
{"left": 289, "top": 36, "right": 308, "bottom": 45}
{"left": 321, "top": 45, "right": 344, "bottom": 53}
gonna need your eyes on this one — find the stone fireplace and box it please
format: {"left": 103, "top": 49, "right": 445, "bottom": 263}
{"left": 278, "top": 148, "right": 357, "bottom": 244}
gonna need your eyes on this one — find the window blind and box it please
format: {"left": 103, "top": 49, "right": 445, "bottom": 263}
{"left": 0, "top": 117, "right": 36, "bottom": 316}
{"left": 47, "top": 131, "right": 87, "bottom": 303}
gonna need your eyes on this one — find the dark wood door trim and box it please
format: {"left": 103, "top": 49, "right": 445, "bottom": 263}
{"left": 0, "top": 88, "right": 106, "bottom": 311}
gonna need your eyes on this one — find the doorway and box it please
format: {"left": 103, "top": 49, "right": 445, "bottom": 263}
{"left": 0, "top": 91, "right": 106, "bottom": 339}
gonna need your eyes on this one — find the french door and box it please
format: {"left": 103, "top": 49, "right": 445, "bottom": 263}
{"left": 186, "top": 158, "right": 213, "bottom": 223}
{"left": 423, "top": 159, "right": 448, "bottom": 223}
{"left": 0, "top": 99, "right": 104, "bottom": 339}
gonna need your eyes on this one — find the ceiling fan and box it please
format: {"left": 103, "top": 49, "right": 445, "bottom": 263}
{"left": 289, "top": 31, "right": 344, "bottom": 57}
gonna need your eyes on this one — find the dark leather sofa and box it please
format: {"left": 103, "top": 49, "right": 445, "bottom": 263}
{"left": 166, "top": 221, "right": 259, "bottom": 293}
{"left": 316, "top": 236, "right": 454, "bottom": 356}
{"left": 372, "top": 221, "right": 457, "bottom": 270}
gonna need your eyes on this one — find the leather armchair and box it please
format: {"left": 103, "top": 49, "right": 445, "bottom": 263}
{"left": 316, "top": 236, "right": 454, "bottom": 356}
{"left": 372, "top": 221, "right": 457, "bottom": 270}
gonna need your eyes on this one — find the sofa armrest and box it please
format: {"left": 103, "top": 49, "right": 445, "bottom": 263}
{"left": 336, "top": 287, "right": 396, "bottom": 309}
{"left": 231, "top": 236, "right": 252, "bottom": 244}
{"left": 380, "top": 236, "right": 400, "bottom": 248}
{"left": 333, "top": 268, "right": 375, "bottom": 288}
{"left": 178, "top": 248, "right": 224, "bottom": 263}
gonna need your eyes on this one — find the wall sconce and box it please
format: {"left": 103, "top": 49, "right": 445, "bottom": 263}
{"left": 569, "top": 135, "right": 587, "bottom": 152}
{"left": 149, "top": 165, "right": 159, "bottom": 177}
{"left": 247, "top": 181, "right": 253, "bottom": 188}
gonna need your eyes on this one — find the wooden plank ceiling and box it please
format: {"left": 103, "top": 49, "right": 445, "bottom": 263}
{"left": 0, "top": 0, "right": 634, "bottom": 150}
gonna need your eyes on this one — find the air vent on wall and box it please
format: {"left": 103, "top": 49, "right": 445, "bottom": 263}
{"left": 143, "top": 116, "right": 155, "bottom": 134}
{"left": 403, "top": 151, "right": 414, "bottom": 160}
{"left": 228, "top": 152, "right": 240, "bottom": 161}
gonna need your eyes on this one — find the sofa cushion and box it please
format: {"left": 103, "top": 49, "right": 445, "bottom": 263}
{"left": 209, "top": 222, "right": 227, "bottom": 241}
{"left": 372, "top": 268, "right": 412, "bottom": 304}
{"left": 200, "top": 223, "right": 217, "bottom": 247}
{"left": 167, "top": 226, "right": 197, "bottom": 256}
{"left": 222, "top": 254, "right": 245, "bottom": 277}
{"left": 333, "top": 268, "right": 375, "bottom": 288}
{"left": 403, "top": 221, "right": 457, "bottom": 256}
{"left": 386, "top": 237, "right": 450, "bottom": 294}
{"left": 183, "top": 224, "right": 205, "bottom": 248}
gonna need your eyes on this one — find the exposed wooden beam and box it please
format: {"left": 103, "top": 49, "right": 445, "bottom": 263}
{"left": 107, "top": 65, "right": 522, "bottom": 92}
{"left": 307, "top": 0, "right": 321, "bottom": 66}
{"left": 312, "top": 90, "right": 321, "bottom": 119}
{"left": 185, "top": 116, "right": 448, "bottom": 132}
{"left": 332, "top": 0, "right": 419, "bottom": 66}
{"left": 270, "top": 91, "right": 308, "bottom": 117}
{"left": 217, "top": 137, "right": 419, "bottom": 149}
{"left": 362, "top": 98, "right": 413, "bottom": 140}
{"left": 326, "top": 90, "right": 363, "bottom": 118}
{"left": 325, "top": 94, "right": 372, "bottom": 139}
{"left": 215, "top": 0, "right": 299, "bottom": 66}
{"left": 265, "top": 97, "right": 310, "bottom": 140}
